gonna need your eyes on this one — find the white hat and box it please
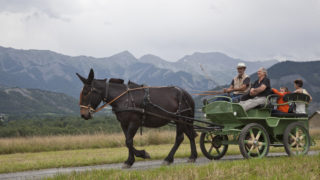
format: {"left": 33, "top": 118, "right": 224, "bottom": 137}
{"left": 237, "top": 62, "right": 246, "bottom": 68}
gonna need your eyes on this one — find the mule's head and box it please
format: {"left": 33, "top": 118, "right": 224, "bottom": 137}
{"left": 76, "top": 69, "right": 106, "bottom": 120}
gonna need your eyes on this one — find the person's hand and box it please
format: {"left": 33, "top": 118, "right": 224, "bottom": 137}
{"left": 250, "top": 88, "right": 256, "bottom": 96}
{"left": 226, "top": 88, "right": 233, "bottom": 93}
{"left": 223, "top": 88, "right": 227, "bottom": 93}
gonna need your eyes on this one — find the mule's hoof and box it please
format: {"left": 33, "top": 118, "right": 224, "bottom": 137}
{"left": 144, "top": 152, "right": 151, "bottom": 159}
{"left": 187, "top": 158, "right": 196, "bottom": 163}
{"left": 162, "top": 160, "right": 172, "bottom": 166}
{"left": 122, "top": 163, "right": 132, "bottom": 169}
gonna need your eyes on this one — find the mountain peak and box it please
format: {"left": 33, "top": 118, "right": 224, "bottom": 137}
{"left": 139, "top": 54, "right": 166, "bottom": 62}
{"left": 111, "top": 50, "right": 136, "bottom": 59}
{"left": 178, "top": 52, "right": 235, "bottom": 64}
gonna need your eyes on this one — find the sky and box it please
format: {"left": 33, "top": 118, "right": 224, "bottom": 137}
{"left": 0, "top": 0, "right": 320, "bottom": 62}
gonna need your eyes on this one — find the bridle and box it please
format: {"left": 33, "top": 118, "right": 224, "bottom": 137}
{"left": 79, "top": 82, "right": 109, "bottom": 114}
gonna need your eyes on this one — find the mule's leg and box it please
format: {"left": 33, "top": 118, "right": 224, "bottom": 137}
{"left": 121, "top": 122, "right": 139, "bottom": 168}
{"left": 163, "top": 124, "right": 184, "bottom": 165}
{"left": 133, "top": 147, "right": 151, "bottom": 159}
{"left": 184, "top": 125, "right": 198, "bottom": 163}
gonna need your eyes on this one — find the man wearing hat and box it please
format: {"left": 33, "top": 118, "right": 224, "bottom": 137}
{"left": 223, "top": 62, "right": 250, "bottom": 102}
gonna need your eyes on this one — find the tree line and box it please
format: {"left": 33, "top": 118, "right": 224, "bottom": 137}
{"left": 0, "top": 115, "right": 122, "bottom": 137}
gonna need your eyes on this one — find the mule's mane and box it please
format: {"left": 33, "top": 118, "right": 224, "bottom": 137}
{"left": 128, "top": 80, "right": 144, "bottom": 88}
{"left": 109, "top": 78, "right": 124, "bottom": 84}
{"left": 108, "top": 78, "right": 144, "bottom": 88}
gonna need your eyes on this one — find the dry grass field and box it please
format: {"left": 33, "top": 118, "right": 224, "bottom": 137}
{"left": 0, "top": 130, "right": 177, "bottom": 154}
{"left": 1, "top": 128, "right": 319, "bottom": 154}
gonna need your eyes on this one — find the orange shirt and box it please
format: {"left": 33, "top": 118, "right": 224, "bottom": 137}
{"left": 272, "top": 88, "right": 290, "bottom": 113}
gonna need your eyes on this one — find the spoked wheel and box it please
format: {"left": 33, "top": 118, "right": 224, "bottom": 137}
{"left": 283, "top": 122, "right": 310, "bottom": 156}
{"left": 200, "top": 132, "right": 228, "bottom": 160}
{"left": 239, "top": 123, "right": 270, "bottom": 159}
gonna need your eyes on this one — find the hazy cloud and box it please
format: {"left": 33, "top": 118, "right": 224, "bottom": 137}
{"left": 0, "top": 0, "right": 319, "bottom": 61}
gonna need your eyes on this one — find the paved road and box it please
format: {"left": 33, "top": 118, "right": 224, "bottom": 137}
{"left": 0, "top": 151, "right": 319, "bottom": 180}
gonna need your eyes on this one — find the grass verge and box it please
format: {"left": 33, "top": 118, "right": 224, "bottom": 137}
{"left": 0, "top": 130, "right": 177, "bottom": 154}
{"left": 48, "top": 154, "right": 320, "bottom": 180}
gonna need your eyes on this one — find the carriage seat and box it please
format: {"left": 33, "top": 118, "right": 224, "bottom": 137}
{"left": 271, "top": 93, "right": 310, "bottom": 118}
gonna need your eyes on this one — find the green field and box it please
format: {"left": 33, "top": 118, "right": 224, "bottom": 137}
{"left": 0, "top": 138, "right": 319, "bottom": 174}
{"left": 47, "top": 154, "right": 320, "bottom": 180}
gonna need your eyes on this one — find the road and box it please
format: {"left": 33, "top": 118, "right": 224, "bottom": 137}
{"left": 0, "top": 151, "right": 319, "bottom": 180}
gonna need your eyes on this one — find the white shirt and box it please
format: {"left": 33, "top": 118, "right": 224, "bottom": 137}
{"left": 295, "top": 89, "right": 310, "bottom": 114}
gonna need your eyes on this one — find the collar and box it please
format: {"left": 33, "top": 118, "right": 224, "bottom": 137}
{"left": 237, "top": 73, "right": 246, "bottom": 79}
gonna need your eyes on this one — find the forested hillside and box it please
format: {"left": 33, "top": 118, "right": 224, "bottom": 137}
{"left": 0, "top": 86, "right": 79, "bottom": 115}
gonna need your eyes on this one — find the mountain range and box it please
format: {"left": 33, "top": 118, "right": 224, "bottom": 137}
{"left": 0, "top": 46, "right": 319, "bottom": 115}
{"left": 0, "top": 46, "right": 277, "bottom": 98}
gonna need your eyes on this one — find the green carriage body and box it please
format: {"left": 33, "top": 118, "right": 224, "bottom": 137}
{"left": 200, "top": 94, "right": 312, "bottom": 159}
{"left": 203, "top": 100, "right": 308, "bottom": 142}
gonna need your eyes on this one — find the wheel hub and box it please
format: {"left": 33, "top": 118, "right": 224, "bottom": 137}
{"left": 212, "top": 136, "right": 223, "bottom": 148}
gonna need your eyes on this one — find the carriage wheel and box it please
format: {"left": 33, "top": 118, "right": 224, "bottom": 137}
{"left": 239, "top": 123, "right": 270, "bottom": 159}
{"left": 200, "top": 132, "right": 228, "bottom": 160}
{"left": 283, "top": 122, "right": 310, "bottom": 156}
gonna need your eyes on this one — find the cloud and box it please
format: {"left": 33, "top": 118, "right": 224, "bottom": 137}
{"left": 0, "top": 0, "right": 319, "bottom": 61}
{"left": 0, "top": 0, "right": 74, "bottom": 21}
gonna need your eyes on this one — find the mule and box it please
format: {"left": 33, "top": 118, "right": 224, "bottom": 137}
{"left": 77, "top": 69, "right": 197, "bottom": 168}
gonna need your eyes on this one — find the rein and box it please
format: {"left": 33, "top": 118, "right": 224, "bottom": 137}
{"left": 80, "top": 85, "right": 168, "bottom": 113}
{"left": 190, "top": 90, "right": 224, "bottom": 96}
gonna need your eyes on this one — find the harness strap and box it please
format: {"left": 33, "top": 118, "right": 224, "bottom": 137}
{"left": 113, "top": 107, "right": 223, "bottom": 130}
{"left": 92, "top": 86, "right": 166, "bottom": 113}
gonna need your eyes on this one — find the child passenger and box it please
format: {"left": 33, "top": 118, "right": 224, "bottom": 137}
{"left": 271, "top": 87, "right": 290, "bottom": 113}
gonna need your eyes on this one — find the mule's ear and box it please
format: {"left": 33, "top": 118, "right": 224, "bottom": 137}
{"left": 87, "top": 69, "right": 94, "bottom": 83}
{"left": 76, "top": 73, "right": 87, "bottom": 84}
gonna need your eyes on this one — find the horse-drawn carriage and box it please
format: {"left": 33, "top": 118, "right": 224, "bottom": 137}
{"left": 77, "top": 69, "right": 314, "bottom": 168}
{"left": 199, "top": 93, "right": 313, "bottom": 160}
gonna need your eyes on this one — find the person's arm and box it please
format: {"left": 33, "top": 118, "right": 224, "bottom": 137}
{"left": 294, "top": 89, "right": 303, "bottom": 93}
{"left": 303, "top": 89, "right": 313, "bottom": 102}
{"left": 250, "top": 78, "right": 269, "bottom": 96}
{"left": 224, "top": 80, "right": 234, "bottom": 93}
{"left": 250, "top": 84, "right": 266, "bottom": 96}
{"left": 233, "top": 84, "right": 247, "bottom": 91}
{"left": 224, "top": 85, "right": 234, "bottom": 93}
{"left": 272, "top": 88, "right": 284, "bottom": 97}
